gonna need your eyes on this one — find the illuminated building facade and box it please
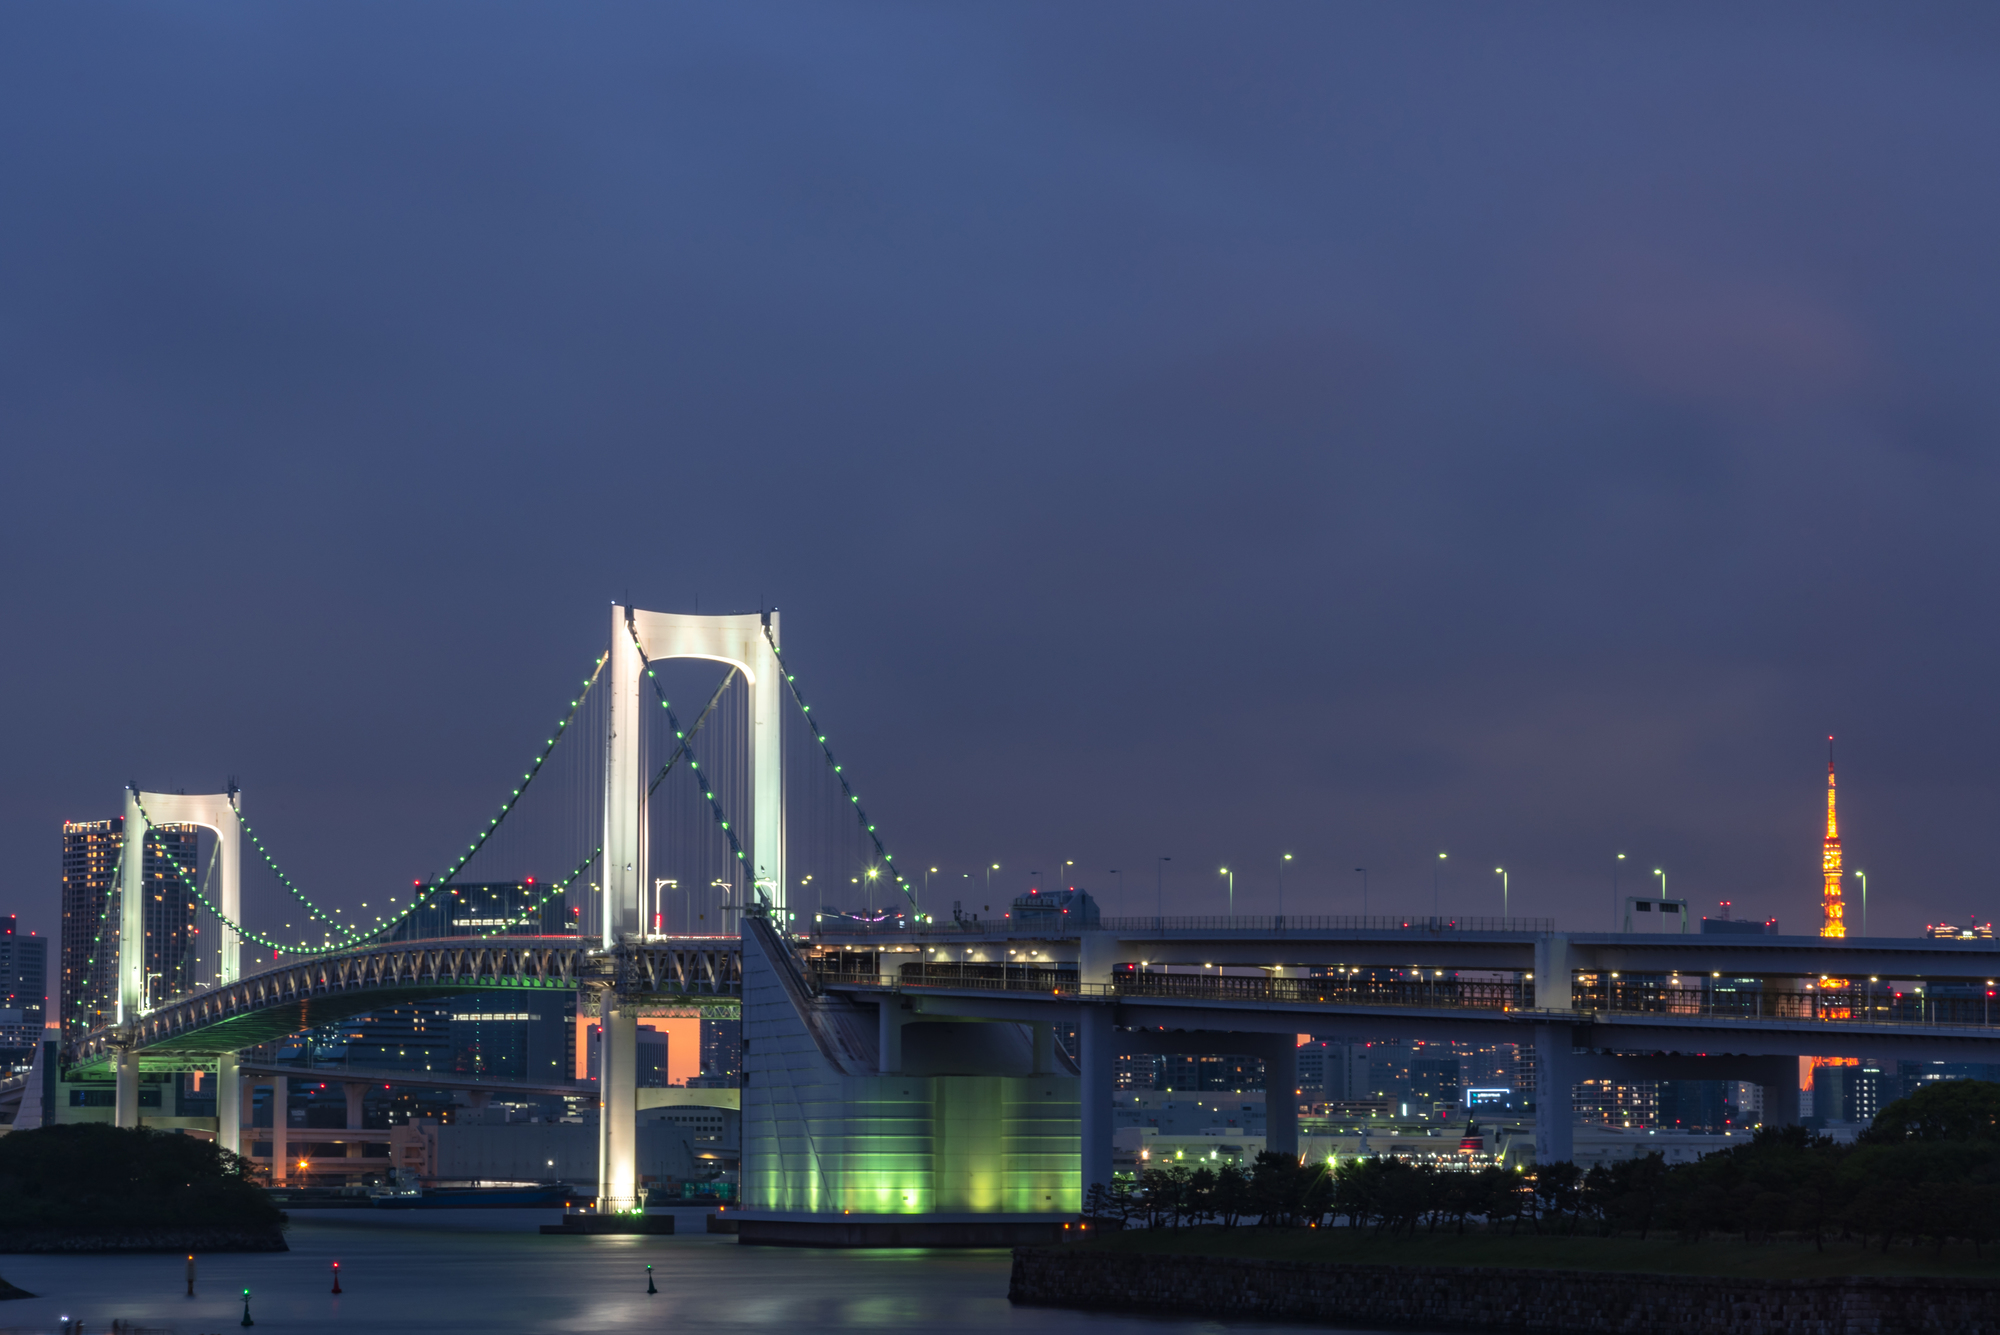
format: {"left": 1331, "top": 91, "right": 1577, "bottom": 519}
{"left": 1821, "top": 742, "right": 1844, "bottom": 938}
{"left": 59, "top": 817, "right": 197, "bottom": 1039}
{"left": 0, "top": 918, "right": 47, "bottom": 1066}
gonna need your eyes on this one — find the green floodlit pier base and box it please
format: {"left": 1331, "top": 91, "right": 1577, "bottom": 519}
{"left": 738, "top": 920, "right": 1080, "bottom": 1247}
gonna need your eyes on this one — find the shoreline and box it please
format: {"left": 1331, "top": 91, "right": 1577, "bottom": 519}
{"left": 1010, "top": 1247, "right": 2000, "bottom": 1334}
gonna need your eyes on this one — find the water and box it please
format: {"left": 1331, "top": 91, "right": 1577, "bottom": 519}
{"left": 0, "top": 1208, "right": 1376, "bottom": 1335}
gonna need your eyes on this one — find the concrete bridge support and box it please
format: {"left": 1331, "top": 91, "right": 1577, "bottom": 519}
{"left": 1759, "top": 1055, "right": 1802, "bottom": 1127}
{"left": 1078, "top": 1005, "right": 1115, "bottom": 1199}
{"left": 598, "top": 998, "right": 638, "bottom": 1211}
{"left": 269, "top": 1077, "right": 288, "bottom": 1186}
{"left": 218, "top": 1055, "right": 241, "bottom": 1157}
{"left": 878, "top": 1000, "right": 906, "bottom": 1073}
{"left": 113, "top": 1049, "right": 139, "bottom": 1129}
{"left": 1263, "top": 1039, "right": 1299, "bottom": 1159}
{"left": 1533, "top": 1022, "right": 1575, "bottom": 1165}
{"left": 344, "top": 1080, "right": 366, "bottom": 1159}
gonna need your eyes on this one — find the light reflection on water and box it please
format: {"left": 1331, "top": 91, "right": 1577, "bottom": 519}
{"left": 0, "top": 1209, "right": 1407, "bottom": 1335}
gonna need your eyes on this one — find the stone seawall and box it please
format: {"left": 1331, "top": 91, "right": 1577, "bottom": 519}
{"left": 0, "top": 1224, "right": 288, "bottom": 1253}
{"left": 1009, "top": 1246, "right": 2000, "bottom": 1335}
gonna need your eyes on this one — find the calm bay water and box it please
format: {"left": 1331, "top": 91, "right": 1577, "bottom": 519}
{"left": 0, "top": 1208, "right": 1399, "bottom": 1335}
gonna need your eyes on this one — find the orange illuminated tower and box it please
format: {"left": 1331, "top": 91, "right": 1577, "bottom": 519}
{"left": 1821, "top": 737, "right": 1844, "bottom": 938}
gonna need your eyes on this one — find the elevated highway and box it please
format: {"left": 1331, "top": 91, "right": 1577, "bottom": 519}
{"left": 799, "top": 916, "right": 2000, "bottom": 1175}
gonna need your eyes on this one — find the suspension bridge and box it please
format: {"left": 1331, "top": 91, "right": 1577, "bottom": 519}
{"left": 35, "top": 602, "right": 2000, "bottom": 1244}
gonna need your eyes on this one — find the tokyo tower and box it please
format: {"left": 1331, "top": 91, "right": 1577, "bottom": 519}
{"left": 1821, "top": 736, "right": 1844, "bottom": 938}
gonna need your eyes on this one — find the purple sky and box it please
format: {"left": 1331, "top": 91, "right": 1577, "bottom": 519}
{"left": 6, "top": 4, "right": 2000, "bottom": 941}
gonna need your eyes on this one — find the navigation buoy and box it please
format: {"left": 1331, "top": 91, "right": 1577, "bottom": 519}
{"left": 186, "top": 1253, "right": 196, "bottom": 1297}
{"left": 241, "top": 1286, "right": 255, "bottom": 1326}
{"left": 647, "top": 1264, "right": 657, "bottom": 1295}
{"left": 332, "top": 1261, "right": 342, "bottom": 1294}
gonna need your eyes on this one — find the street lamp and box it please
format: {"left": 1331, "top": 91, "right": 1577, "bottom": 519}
{"left": 1434, "top": 852, "right": 1447, "bottom": 919}
{"left": 1852, "top": 870, "right": 1867, "bottom": 937}
{"left": 1279, "top": 853, "right": 1293, "bottom": 919}
{"left": 1157, "top": 856, "right": 1172, "bottom": 920}
{"left": 1614, "top": 854, "right": 1626, "bottom": 930}
{"left": 1219, "top": 867, "right": 1233, "bottom": 917}
{"left": 1354, "top": 868, "right": 1368, "bottom": 917}
{"left": 1494, "top": 867, "right": 1508, "bottom": 920}
{"left": 1653, "top": 868, "right": 1666, "bottom": 917}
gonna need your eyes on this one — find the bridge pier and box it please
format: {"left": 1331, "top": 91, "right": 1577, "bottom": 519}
{"left": 598, "top": 997, "right": 638, "bottom": 1211}
{"left": 217, "top": 1055, "right": 241, "bottom": 1157}
{"left": 878, "top": 1000, "right": 905, "bottom": 1074}
{"left": 1077, "top": 1005, "right": 1114, "bottom": 1199}
{"left": 1533, "top": 1022, "right": 1575, "bottom": 1165}
{"left": 113, "top": 1049, "right": 139, "bottom": 1129}
{"left": 1760, "top": 1056, "right": 1802, "bottom": 1127}
{"left": 343, "top": 1080, "right": 366, "bottom": 1157}
{"left": 1263, "top": 1038, "right": 1299, "bottom": 1158}
{"left": 269, "top": 1076, "right": 288, "bottom": 1186}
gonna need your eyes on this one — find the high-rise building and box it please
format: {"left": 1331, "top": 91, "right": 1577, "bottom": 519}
{"left": 700, "top": 1014, "right": 741, "bottom": 1084}
{"left": 0, "top": 917, "right": 48, "bottom": 1066}
{"left": 1822, "top": 739, "right": 1845, "bottom": 938}
{"left": 60, "top": 817, "right": 199, "bottom": 1038}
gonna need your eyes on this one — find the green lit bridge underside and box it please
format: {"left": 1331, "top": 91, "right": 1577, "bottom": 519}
{"left": 67, "top": 937, "right": 742, "bottom": 1077}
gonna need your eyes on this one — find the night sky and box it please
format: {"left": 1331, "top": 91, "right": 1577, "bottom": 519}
{"left": 6, "top": 4, "right": 2000, "bottom": 943}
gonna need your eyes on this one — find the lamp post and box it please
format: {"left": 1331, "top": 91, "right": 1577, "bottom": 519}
{"left": 1354, "top": 868, "right": 1368, "bottom": 917}
{"left": 1279, "top": 852, "right": 1292, "bottom": 919}
{"left": 1219, "top": 866, "right": 1233, "bottom": 917}
{"left": 1157, "top": 856, "right": 1171, "bottom": 921}
{"left": 1494, "top": 867, "right": 1508, "bottom": 920}
{"left": 1434, "top": 852, "right": 1447, "bottom": 919}
{"left": 1613, "top": 853, "right": 1625, "bottom": 930}
{"left": 1653, "top": 868, "right": 1666, "bottom": 922}
{"left": 1109, "top": 868, "right": 1123, "bottom": 914}
{"left": 1853, "top": 869, "right": 1867, "bottom": 937}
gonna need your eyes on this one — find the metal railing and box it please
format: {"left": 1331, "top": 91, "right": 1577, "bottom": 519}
{"left": 1093, "top": 914, "right": 1555, "bottom": 935}
{"left": 817, "top": 913, "right": 1555, "bottom": 939}
{"left": 1582, "top": 982, "right": 2000, "bottom": 1030}
{"left": 808, "top": 964, "right": 2000, "bottom": 1032}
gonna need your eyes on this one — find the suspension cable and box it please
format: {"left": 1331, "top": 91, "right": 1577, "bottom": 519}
{"left": 649, "top": 668, "right": 737, "bottom": 799}
{"left": 761, "top": 623, "right": 918, "bottom": 908}
{"left": 626, "top": 621, "right": 760, "bottom": 897}
{"left": 213, "top": 650, "right": 610, "bottom": 948}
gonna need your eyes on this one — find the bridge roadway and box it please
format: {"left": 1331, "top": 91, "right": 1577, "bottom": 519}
{"left": 69, "top": 935, "right": 744, "bottom": 1076}
{"left": 808, "top": 918, "right": 2000, "bottom": 1173}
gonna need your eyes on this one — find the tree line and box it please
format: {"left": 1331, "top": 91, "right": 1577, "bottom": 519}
{"left": 1085, "top": 1079, "right": 2000, "bottom": 1253}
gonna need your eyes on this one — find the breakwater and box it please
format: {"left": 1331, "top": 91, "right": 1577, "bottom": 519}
{"left": 1009, "top": 1246, "right": 2000, "bottom": 1334}
{"left": 0, "top": 1224, "right": 287, "bottom": 1253}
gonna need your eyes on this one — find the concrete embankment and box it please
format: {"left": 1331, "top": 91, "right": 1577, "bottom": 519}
{"left": 0, "top": 1224, "right": 288, "bottom": 1253}
{"left": 1009, "top": 1246, "right": 2000, "bottom": 1334}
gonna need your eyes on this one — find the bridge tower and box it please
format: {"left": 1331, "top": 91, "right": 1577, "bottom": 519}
{"left": 117, "top": 788, "right": 243, "bottom": 1143}
{"left": 600, "top": 603, "right": 784, "bottom": 1212}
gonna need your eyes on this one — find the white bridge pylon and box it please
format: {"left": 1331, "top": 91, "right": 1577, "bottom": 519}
{"left": 600, "top": 603, "right": 782, "bottom": 1213}
{"left": 603, "top": 604, "right": 785, "bottom": 936}
{"left": 117, "top": 788, "right": 243, "bottom": 1143}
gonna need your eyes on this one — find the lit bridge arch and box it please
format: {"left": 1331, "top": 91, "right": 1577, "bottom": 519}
{"left": 67, "top": 936, "right": 742, "bottom": 1076}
